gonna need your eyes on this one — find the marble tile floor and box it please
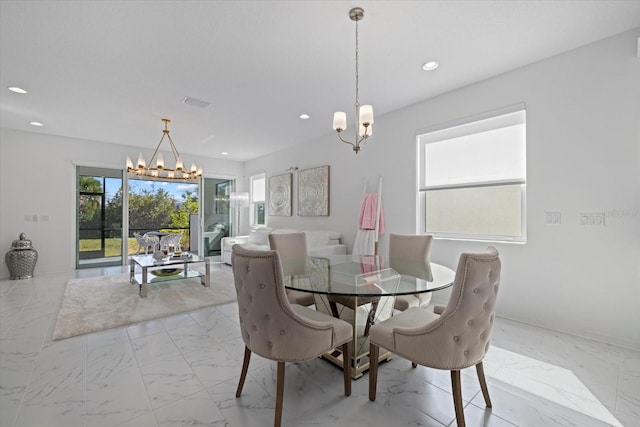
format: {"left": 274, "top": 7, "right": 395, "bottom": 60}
{"left": 1, "top": 265, "right": 639, "bottom": 427}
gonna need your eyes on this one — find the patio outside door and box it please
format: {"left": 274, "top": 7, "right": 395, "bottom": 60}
{"left": 76, "top": 166, "right": 123, "bottom": 268}
{"left": 202, "top": 177, "right": 234, "bottom": 258}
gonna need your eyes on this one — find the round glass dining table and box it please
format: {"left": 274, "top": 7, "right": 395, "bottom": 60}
{"left": 283, "top": 254, "right": 455, "bottom": 296}
{"left": 281, "top": 254, "right": 456, "bottom": 378}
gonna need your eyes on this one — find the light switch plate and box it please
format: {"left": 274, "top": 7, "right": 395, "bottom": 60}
{"left": 579, "top": 213, "right": 605, "bottom": 226}
{"left": 545, "top": 212, "right": 561, "bottom": 225}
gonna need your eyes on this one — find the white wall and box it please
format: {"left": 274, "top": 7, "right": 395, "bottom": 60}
{"left": 2, "top": 29, "right": 637, "bottom": 349}
{"left": 0, "top": 129, "right": 244, "bottom": 277}
{"left": 244, "top": 28, "right": 640, "bottom": 349}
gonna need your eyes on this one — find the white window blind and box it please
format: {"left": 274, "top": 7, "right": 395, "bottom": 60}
{"left": 251, "top": 175, "right": 265, "bottom": 203}
{"left": 418, "top": 108, "right": 527, "bottom": 242}
{"left": 250, "top": 173, "right": 266, "bottom": 226}
{"left": 425, "top": 124, "right": 526, "bottom": 188}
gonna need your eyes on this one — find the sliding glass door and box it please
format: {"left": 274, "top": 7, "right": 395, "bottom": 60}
{"left": 76, "top": 166, "right": 123, "bottom": 268}
{"left": 75, "top": 167, "right": 234, "bottom": 269}
{"left": 202, "top": 177, "right": 234, "bottom": 257}
{"left": 127, "top": 178, "right": 199, "bottom": 253}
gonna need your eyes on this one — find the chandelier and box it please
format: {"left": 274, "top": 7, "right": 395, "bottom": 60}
{"left": 332, "top": 7, "right": 374, "bottom": 154}
{"left": 126, "top": 118, "right": 203, "bottom": 181}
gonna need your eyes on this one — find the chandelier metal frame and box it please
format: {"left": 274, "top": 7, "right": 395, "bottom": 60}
{"left": 332, "top": 7, "right": 374, "bottom": 154}
{"left": 126, "top": 118, "right": 202, "bottom": 181}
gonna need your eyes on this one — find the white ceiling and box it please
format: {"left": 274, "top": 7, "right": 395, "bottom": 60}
{"left": 2, "top": 1, "right": 639, "bottom": 162}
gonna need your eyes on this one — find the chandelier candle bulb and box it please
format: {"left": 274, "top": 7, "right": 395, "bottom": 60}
{"left": 156, "top": 152, "right": 164, "bottom": 169}
{"left": 359, "top": 105, "right": 374, "bottom": 125}
{"left": 137, "top": 153, "right": 146, "bottom": 168}
{"left": 333, "top": 112, "right": 347, "bottom": 131}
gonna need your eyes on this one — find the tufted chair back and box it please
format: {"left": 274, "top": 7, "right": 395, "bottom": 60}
{"left": 389, "top": 233, "right": 434, "bottom": 311}
{"left": 395, "top": 246, "right": 501, "bottom": 369}
{"left": 267, "top": 232, "right": 315, "bottom": 307}
{"left": 268, "top": 232, "right": 307, "bottom": 275}
{"left": 231, "top": 244, "right": 353, "bottom": 427}
{"left": 232, "top": 244, "right": 344, "bottom": 362}
{"left": 389, "top": 234, "right": 433, "bottom": 277}
{"left": 368, "top": 247, "right": 501, "bottom": 427}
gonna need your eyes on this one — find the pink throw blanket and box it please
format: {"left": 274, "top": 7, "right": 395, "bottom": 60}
{"left": 358, "top": 193, "right": 385, "bottom": 233}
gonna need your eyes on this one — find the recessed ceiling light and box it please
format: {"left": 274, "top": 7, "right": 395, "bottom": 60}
{"left": 29, "top": 121, "right": 44, "bottom": 127}
{"left": 221, "top": 152, "right": 228, "bottom": 156}
{"left": 422, "top": 61, "right": 439, "bottom": 71}
{"left": 8, "top": 86, "right": 27, "bottom": 94}
{"left": 299, "top": 114, "right": 311, "bottom": 120}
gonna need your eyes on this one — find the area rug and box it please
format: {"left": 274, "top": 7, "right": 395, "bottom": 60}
{"left": 52, "top": 269, "right": 236, "bottom": 340}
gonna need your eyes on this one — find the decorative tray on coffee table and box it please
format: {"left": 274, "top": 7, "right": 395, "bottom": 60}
{"left": 150, "top": 268, "right": 184, "bottom": 277}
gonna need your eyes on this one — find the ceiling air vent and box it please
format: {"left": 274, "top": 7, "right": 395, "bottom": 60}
{"left": 182, "top": 96, "right": 211, "bottom": 109}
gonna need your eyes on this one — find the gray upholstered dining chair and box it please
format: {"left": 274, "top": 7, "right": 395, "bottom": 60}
{"left": 389, "top": 233, "right": 434, "bottom": 311}
{"left": 268, "top": 232, "right": 315, "bottom": 307}
{"left": 369, "top": 247, "right": 501, "bottom": 427}
{"left": 231, "top": 245, "right": 353, "bottom": 427}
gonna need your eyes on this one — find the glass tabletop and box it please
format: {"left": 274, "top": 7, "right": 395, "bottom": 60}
{"left": 130, "top": 253, "right": 207, "bottom": 268}
{"left": 283, "top": 254, "right": 455, "bottom": 297}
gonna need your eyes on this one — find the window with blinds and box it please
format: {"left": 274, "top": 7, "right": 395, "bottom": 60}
{"left": 250, "top": 173, "right": 266, "bottom": 226}
{"left": 418, "top": 107, "right": 527, "bottom": 242}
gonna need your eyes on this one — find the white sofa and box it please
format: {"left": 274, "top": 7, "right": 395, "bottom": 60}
{"left": 221, "top": 227, "right": 346, "bottom": 265}
{"left": 203, "top": 223, "right": 226, "bottom": 256}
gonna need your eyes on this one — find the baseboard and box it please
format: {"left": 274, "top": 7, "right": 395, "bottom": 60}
{"left": 429, "top": 292, "right": 640, "bottom": 351}
{"left": 496, "top": 314, "right": 640, "bottom": 352}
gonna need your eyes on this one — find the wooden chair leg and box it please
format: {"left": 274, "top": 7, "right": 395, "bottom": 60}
{"left": 476, "top": 361, "right": 492, "bottom": 408}
{"left": 275, "top": 362, "right": 285, "bottom": 427}
{"left": 411, "top": 362, "right": 417, "bottom": 368}
{"left": 451, "top": 370, "right": 465, "bottom": 427}
{"left": 342, "top": 341, "right": 352, "bottom": 396}
{"left": 236, "top": 346, "right": 251, "bottom": 397}
{"left": 368, "top": 343, "right": 380, "bottom": 401}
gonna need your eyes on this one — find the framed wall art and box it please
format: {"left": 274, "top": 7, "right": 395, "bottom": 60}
{"left": 298, "top": 165, "right": 329, "bottom": 216}
{"left": 268, "top": 173, "right": 292, "bottom": 216}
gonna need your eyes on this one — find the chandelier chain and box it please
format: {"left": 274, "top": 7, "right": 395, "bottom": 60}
{"left": 355, "top": 17, "right": 359, "bottom": 109}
